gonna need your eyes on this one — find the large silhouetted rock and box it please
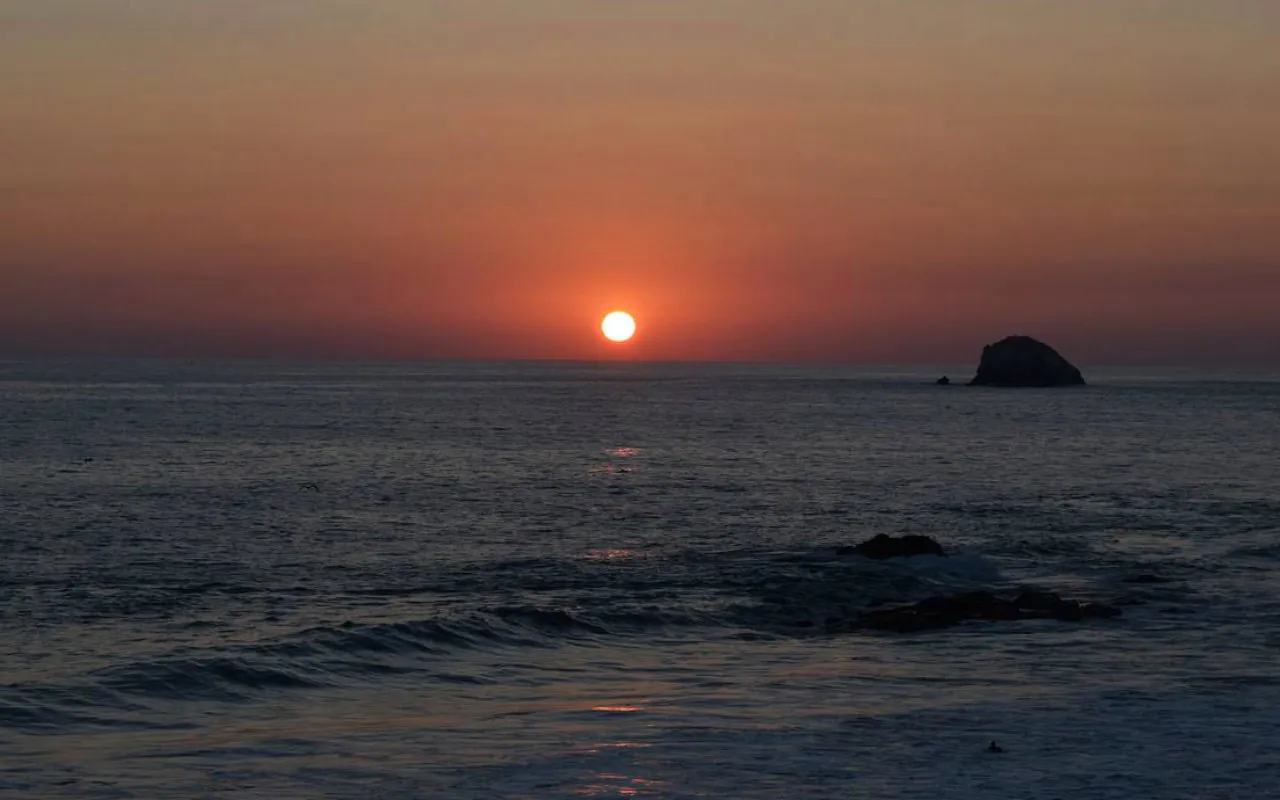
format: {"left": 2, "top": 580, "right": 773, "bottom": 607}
{"left": 968, "top": 336, "right": 1085, "bottom": 387}
{"left": 837, "top": 534, "right": 946, "bottom": 560}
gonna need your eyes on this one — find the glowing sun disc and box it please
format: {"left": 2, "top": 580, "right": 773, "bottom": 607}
{"left": 601, "top": 311, "right": 637, "bottom": 343}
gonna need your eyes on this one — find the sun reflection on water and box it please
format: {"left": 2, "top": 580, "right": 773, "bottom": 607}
{"left": 597, "top": 464, "right": 636, "bottom": 475}
{"left": 593, "top": 446, "right": 643, "bottom": 476}
{"left": 582, "top": 548, "right": 641, "bottom": 562}
{"left": 572, "top": 773, "right": 666, "bottom": 797}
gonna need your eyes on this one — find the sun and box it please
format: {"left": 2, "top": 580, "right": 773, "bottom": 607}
{"left": 601, "top": 311, "right": 637, "bottom": 343}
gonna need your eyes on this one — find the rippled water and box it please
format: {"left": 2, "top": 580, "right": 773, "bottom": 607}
{"left": 2, "top": 360, "right": 1278, "bottom": 798}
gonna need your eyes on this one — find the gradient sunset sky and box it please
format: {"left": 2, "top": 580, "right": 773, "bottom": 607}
{"left": 3, "top": 1, "right": 1277, "bottom": 364}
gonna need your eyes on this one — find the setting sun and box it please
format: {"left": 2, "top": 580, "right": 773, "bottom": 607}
{"left": 601, "top": 311, "right": 637, "bottom": 343}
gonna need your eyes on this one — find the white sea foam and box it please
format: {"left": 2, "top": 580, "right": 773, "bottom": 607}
{"left": 899, "top": 552, "right": 1005, "bottom": 583}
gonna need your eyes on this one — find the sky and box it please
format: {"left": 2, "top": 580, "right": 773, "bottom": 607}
{"left": 2, "top": 1, "right": 1278, "bottom": 365}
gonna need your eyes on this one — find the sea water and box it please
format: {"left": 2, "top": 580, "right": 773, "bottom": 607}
{"left": 1, "top": 360, "right": 1278, "bottom": 799}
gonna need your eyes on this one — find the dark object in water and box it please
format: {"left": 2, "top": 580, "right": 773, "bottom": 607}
{"left": 968, "top": 335, "right": 1086, "bottom": 387}
{"left": 854, "top": 589, "right": 1121, "bottom": 633}
{"left": 837, "top": 533, "right": 946, "bottom": 560}
{"left": 936, "top": 375, "right": 951, "bottom": 385}
{"left": 987, "top": 741, "right": 1005, "bottom": 753}
{"left": 1123, "top": 574, "right": 1172, "bottom": 584}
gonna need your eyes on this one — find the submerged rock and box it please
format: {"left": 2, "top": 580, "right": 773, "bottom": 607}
{"left": 968, "top": 335, "right": 1085, "bottom": 387}
{"left": 853, "top": 589, "right": 1120, "bottom": 633}
{"left": 1123, "top": 574, "right": 1172, "bottom": 585}
{"left": 837, "top": 534, "right": 946, "bottom": 560}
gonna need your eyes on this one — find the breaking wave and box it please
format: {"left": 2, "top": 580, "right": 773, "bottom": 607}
{"left": 0, "top": 543, "right": 1019, "bottom": 733}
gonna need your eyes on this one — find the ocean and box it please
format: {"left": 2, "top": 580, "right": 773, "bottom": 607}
{"left": 2, "top": 360, "right": 1278, "bottom": 799}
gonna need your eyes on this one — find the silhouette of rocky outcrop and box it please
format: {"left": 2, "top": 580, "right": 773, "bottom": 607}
{"left": 968, "top": 335, "right": 1085, "bottom": 387}
{"left": 837, "top": 533, "right": 945, "bottom": 559}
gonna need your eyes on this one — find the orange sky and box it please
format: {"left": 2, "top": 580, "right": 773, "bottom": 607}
{"left": 2, "top": 1, "right": 1278, "bottom": 364}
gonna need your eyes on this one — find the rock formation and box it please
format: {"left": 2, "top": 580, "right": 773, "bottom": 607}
{"left": 837, "top": 533, "right": 946, "bottom": 559}
{"left": 1122, "top": 574, "right": 1172, "bottom": 585}
{"left": 968, "top": 335, "right": 1085, "bottom": 387}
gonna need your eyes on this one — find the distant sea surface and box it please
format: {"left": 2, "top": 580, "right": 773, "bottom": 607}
{"left": 2, "top": 361, "right": 1278, "bottom": 799}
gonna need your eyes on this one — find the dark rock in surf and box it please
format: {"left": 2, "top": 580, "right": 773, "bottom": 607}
{"left": 1011, "top": 588, "right": 1120, "bottom": 621}
{"left": 936, "top": 375, "right": 951, "bottom": 385}
{"left": 1123, "top": 574, "right": 1172, "bottom": 585}
{"left": 837, "top": 534, "right": 946, "bottom": 560}
{"left": 853, "top": 589, "right": 1120, "bottom": 633}
{"left": 967, "top": 335, "right": 1085, "bottom": 387}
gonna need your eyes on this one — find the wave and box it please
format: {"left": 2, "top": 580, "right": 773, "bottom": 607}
{"left": 0, "top": 603, "right": 703, "bottom": 731}
{"left": 0, "top": 543, "right": 1017, "bottom": 731}
{"left": 95, "top": 606, "right": 662, "bottom": 698}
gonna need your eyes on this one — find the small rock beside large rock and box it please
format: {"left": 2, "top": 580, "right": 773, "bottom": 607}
{"left": 968, "top": 335, "right": 1086, "bottom": 387}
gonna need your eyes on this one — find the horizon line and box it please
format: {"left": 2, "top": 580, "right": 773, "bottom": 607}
{"left": 1, "top": 354, "right": 1278, "bottom": 374}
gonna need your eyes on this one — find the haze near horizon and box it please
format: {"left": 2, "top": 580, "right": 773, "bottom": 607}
{"left": 2, "top": 1, "right": 1277, "bottom": 365}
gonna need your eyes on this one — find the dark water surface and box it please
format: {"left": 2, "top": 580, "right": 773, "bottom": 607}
{"left": 2, "top": 361, "right": 1278, "bottom": 798}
